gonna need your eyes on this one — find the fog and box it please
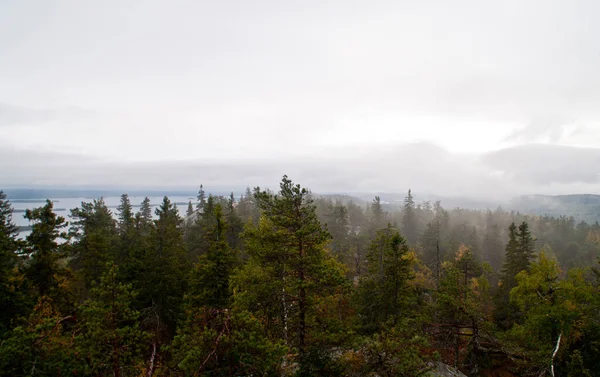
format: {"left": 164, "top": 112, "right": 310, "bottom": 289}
{"left": 1, "top": 1, "right": 600, "bottom": 198}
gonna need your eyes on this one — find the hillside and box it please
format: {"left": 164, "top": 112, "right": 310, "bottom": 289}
{"left": 511, "top": 194, "right": 600, "bottom": 223}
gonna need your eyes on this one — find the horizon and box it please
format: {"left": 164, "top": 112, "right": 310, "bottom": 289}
{"left": 2, "top": 1, "right": 600, "bottom": 197}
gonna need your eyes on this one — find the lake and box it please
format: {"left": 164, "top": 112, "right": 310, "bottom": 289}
{"left": 11, "top": 195, "right": 197, "bottom": 239}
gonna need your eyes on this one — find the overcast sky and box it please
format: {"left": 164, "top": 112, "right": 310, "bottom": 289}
{"left": 1, "top": 0, "right": 600, "bottom": 197}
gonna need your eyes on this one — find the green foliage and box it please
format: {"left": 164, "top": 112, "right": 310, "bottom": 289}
{"left": 5, "top": 181, "right": 600, "bottom": 377}
{"left": 69, "top": 198, "right": 118, "bottom": 296}
{"left": 22, "top": 200, "right": 70, "bottom": 303}
{"left": 355, "top": 225, "right": 414, "bottom": 333}
{"left": 196, "top": 184, "right": 206, "bottom": 210}
{"left": 0, "top": 191, "right": 29, "bottom": 337}
{"left": 504, "top": 252, "right": 600, "bottom": 375}
{"left": 0, "top": 297, "right": 81, "bottom": 377}
{"left": 187, "top": 203, "right": 237, "bottom": 309}
{"left": 403, "top": 189, "right": 418, "bottom": 245}
{"left": 76, "top": 263, "right": 148, "bottom": 376}
{"left": 171, "top": 308, "right": 287, "bottom": 376}
{"left": 434, "top": 245, "right": 491, "bottom": 373}
{"left": 139, "top": 196, "right": 189, "bottom": 338}
{"left": 495, "top": 221, "right": 536, "bottom": 329}
{"left": 342, "top": 322, "right": 430, "bottom": 377}
{"left": 233, "top": 176, "right": 348, "bottom": 373}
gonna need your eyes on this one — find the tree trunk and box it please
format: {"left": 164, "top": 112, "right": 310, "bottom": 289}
{"left": 550, "top": 332, "right": 562, "bottom": 377}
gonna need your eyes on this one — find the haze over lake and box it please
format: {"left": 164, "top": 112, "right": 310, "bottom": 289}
{"left": 11, "top": 195, "right": 197, "bottom": 238}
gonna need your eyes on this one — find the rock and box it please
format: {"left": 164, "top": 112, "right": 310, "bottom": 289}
{"left": 426, "top": 362, "right": 468, "bottom": 377}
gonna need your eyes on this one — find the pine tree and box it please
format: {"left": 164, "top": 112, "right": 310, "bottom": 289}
{"left": 233, "top": 176, "right": 348, "bottom": 373}
{"left": 76, "top": 263, "right": 147, "bottom": 377}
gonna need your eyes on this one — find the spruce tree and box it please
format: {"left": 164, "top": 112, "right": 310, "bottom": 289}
{"left": 355, "top": 225, "right": 414, "bottom": 333}
{"left": 22, "top": 200, "right": 70, "bottom": 301}
{"left": 76, "top": 263, "right": 147, "bottom": 377}
{"left": 403, "top": 189, "right": 417, "bottom": 245}
{"left": 225, "top": 192, "right": 243, "bottom": 250}
{"left": 69, "top": 198, "right": 118, "bottom": 295}
{"left": 0, "top": 191, "right": 28, "bottom": 337}
{"left": 185, "top": 200, "right": 194, "bottom": 218}
{"left": 371, "top": 196, "right": 385, "bottom": 231}
{"left": 495, "top": 221, "right": 536, "bottom": 329}
{"left": 116, "top": 194, "right": 134, "bottom": 232}
{"left": 137, "top": 197, "right": 152, "bottom": 227}
{"left": 139, "top": 196, "right": 188, "bottom": 340}
{"left": 326, "top": 200, "right": 350, "bottom": 265}
{"left": 196, "top": 184, "right": 206, "bottom": 211}
{"left": 188, "top": 203, "right": 236, "bottom": 309}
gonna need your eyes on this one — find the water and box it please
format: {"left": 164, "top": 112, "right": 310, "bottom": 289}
{"left": 11, "top": 196, "right": 196, "bottom": 239}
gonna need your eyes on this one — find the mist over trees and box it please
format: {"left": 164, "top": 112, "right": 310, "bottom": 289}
{"left": 1, "top": 178, "right": 600, "bottom": 376}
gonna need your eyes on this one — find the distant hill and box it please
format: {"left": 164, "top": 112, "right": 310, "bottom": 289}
{"left": 510, "top": 194, "right": 600, "bottom": 223}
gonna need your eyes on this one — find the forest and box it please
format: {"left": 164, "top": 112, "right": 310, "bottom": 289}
{"left": 1, "top": 176, "right": 600, "bottom": 377}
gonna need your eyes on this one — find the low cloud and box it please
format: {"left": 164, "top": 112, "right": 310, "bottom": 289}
{"left": 482, "top": 144, "right": 600, "bottom": 186}
{"left": 0, "top": 103, "right": 57, "bottom": 127}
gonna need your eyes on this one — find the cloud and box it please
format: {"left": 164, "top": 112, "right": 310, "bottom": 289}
{"left": 482, "top": 144, "right": 600, "bottom": 186}
{"left": 0, "top": 103, "right": 57, "bottom": 127}
{"left": 0, "top": 142, "right": 509, "bottom": 198}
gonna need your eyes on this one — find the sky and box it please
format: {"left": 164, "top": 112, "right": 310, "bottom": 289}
{"left": 1, "top": 0, "right": 600, "bottom": 197}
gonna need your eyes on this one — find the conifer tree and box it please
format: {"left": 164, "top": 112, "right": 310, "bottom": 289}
{"left": 0, "top": 296, "right": 81, "bottom": 376}
{"left": 137, "top": 197, "right": 152, "bottom": 228}
{"left": 495, "top": 221, "right": 536, "bottom": 329}
{"left": 0, "top": 191, "right": 28, "bottom": 337}
{"left": 76, "top": 263, "right": 147, "bottom": 377}
{"left": 22, "top": 200, "right": 70, "bottom": 301}
{"left": 187, "top": 203, "right": 236, "bottom": 309}
{"left": 172, "top": 203, "right": 285, "bottom": 376}
{"left": 371, "top": 196, "right": 385, "bottom": 231}
{"left": 233, "top": 176, "right": 347, "bottom": 373}
{"left": 139, "top": 196, "right": 188, "bottom": 340}
{"left": 482, "top": 212, "right": 504, "bottom": 272}
{"left": 403, "top": 189, "right": 418, "bottom": 245}
{"left": 355, "top": 225, "right": 414, "bottom": 333}
{"left": 225, "top": 192, "right": 243, "bottom": 250}
{"left": 69, "top": 198, "right": 118, "bottom": 295}
{"left": 117, "top": 194, "right": 134, "bottom": 232}
{"left": 185, "top": 200, "right": 194, "bottom": 218}
{"left": 435, "top": 245, "right": 490, "bottom": 373}
{"left": 326, "top": 200, "right": 350, "bottom": 264}
{"left": 115, "top": 193, "right": 140, "bottom": 279}
{"left": 196, "top": 184, "right": 206, "bottom": 211}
